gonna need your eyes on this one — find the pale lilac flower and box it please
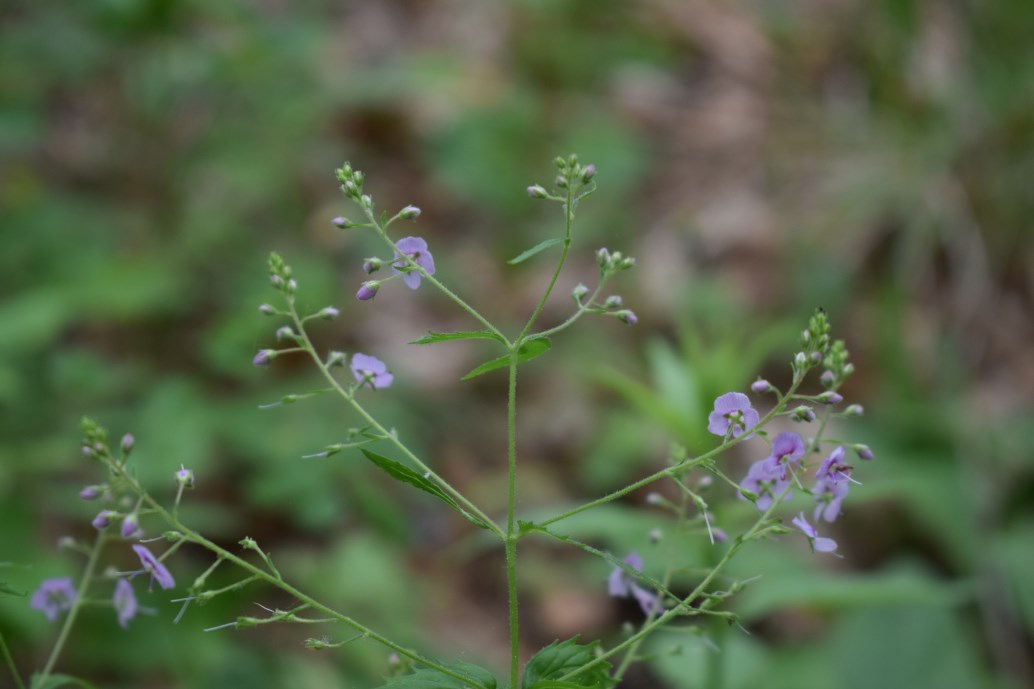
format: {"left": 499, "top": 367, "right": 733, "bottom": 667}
{"left": 792, "top": 513, "right": 838, "bottom": 554}
{"left": 813, "top": 446, "right": 853, "bottom": 523}
{"left": 739, "top": 432, "right": 805, "bottom": 511}
{"left": 707, "top": 392, "right": 760, "bottom": 438}
{"left": 113, "top": 578, "right": 137, "bottom": 628}
{"left": 607, "top": 552, "right": 660, "bottom": 615}
{"left": 132, "top": 544, "right": 175, "bottom": 590}
{"left": 30, "top": 578, "right": 76, "bottom": 621}
{"left": 391, "top": 237, "right": 435, "bottom": 289}
{"left": 350, "top": 353, "right": 393, "bottom": 390}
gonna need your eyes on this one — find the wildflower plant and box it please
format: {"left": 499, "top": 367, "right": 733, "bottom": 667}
{"left": 11, "top": 154, "right": 873, "bottom": 689}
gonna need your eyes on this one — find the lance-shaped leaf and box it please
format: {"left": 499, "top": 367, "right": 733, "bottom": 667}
{"left": 361, "top": 450, "right": 493, "bottom": 530}
{"left": 462, "top": 337, "right": 551, "bottom": 381}
{"left": 522, "top": 637, "right": 615, "bottom": 689}
{"left": 410, "top": 331, "right": 505, "bottom": 345}
{"left": 508, "top": 238, "right": 565, "bottom": 265}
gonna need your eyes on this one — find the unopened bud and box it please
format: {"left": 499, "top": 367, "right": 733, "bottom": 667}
{"left": 618, "top": 256, "right": 636, "bottom": 270}
{"left": 121, "top": 514, "right": 140, "bottom": 539}
{"left": 572, "top": 283, "right": 589, "bottom": 301}
{"left": 326, "top": 351, "right": 346, "bottom": 368}
{"left": 603, "top": 295, "right": 623, "bottom": 309}
{"left": 318, "top": 306, "right": 340, "bottom": 320}
{"left": 360, "top": 194, "right": 372, "bottom": 208}
{"left": 645, "top": 492, "right": 663, "bottom": 505}
{"left": 843, "top": 363, "right": 855, "bottom": 376}
{"left": 526, "top": 185, "right": 548, "bottom": 199}
{"left": 253, "top": 349, "right": 277, "bottom": 367}
{"left": 751, "top": 379, "right": 772, "bottom": 394}
{"left": 844, "top": 404, "right": 864, "bottom": 417}
{"left": 79, "top": 486, "right": 103, "bottom": 500}
{"left": 794, "top": 352, "right": 807, "bottom": 369}
{"left": 817, "top": 391, "right": 843, "bottom": 405}
{"left": 275, "top": 326, "right": 295, "bottom": 341}
{"left": 92, "top": 510, "right": 117, "bottom": 530}
{"left": 648, "top": 528, "right": 663, "bottom": 544}
{"left": 356, "top": 281, "right": 380, "bottom": 301}
{"left": 176, "top": 465, "right": 195, "bottom": 488}
{"left": 258, "top": 304, "right": 275, "bottom": 316}
{"left": 581, "top": 164, "right": 596, "bottom": 183}
{"left": 343, "top": 180, "right": 357, "bottom": 195}
{"left": 120, "top": 433, "right": 134, "bottom": 454}
{"left": 820, "top": 370, "right": 836, "bottom": 388}
{"left": 616, "top": 310, "right": 638, "bottom": 326}
{"left": 398, "top": 205, "right": 421, "bottom": 220}
{"left": 854, "top": 444, "right": 874, "bottom": 461}
{"left": 792, "top": 405, "right": 817, "bottom": 423}
{"left": 810, "top": 351, "right": 822, "bottom": 364}
{"left": 555, "top": 175, "right": 568, "bottom": 188}
{"left": 363, "top": 257, "right": 383, "bottom": 274}
{"left": 286, "top": 279, "right": 298, "bottom": 293}
{"left": 596, "top": 248, "right": 611, "bottom": 268}
{"left": 332, "top": 216, "right": 351, "bottom": 229}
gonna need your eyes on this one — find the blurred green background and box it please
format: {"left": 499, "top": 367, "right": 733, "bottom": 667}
{"left": 2, "top": 0, "right": 1033, "bottom": 687}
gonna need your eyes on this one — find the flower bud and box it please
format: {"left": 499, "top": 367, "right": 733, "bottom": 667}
{"left": 843, "top": 363, "right": 855, "bottom": 376}
{"left": 92, "top": 510, "right": 117, "bottom": 530}
{"left": 554, "top": 156, "right": 567, "bottom": 170}
{"left": 353, "top": 171, "right": 364, "bottom": 187}
{"left": 603, "top": 295, "right": 623, "bottom": 309}
{"left": 121, "top": 514, "right": 140, "bottom": 539}
{"left": 286, "top": 279, "right": 298, "bottom": 293}
{"left": 810, "top": 351, "right": 822, "bottom": 364}
{"left": 581, "top": 164, "right": 596, "bottom": 183}
{"left": 399, "top": 205, "right": 421, "bottom": 220}
{"left": 792, "top": 405, "right": 817, "bottom": 423}
{"left": 176, "top": 465, "right": 195, "bottom": 487}
{"left": 79, "top": 486, "right": 103, "bottom": 500}
{"left": 332, "top": 216, "right": 351, "bottom": 229}
{"left": 645, "top": 492, "right": 663, "bottom": 505}
{"left": 526, "top": 185, "right": 548, "bottom": 199}
{"left": 270, "top": 274, "right": 283, "bottom": 287}
{"left": 360, "top": 194, "right": 372, "bottom": 208}
{"left": 572, "top": 283, "right": 589, "bottom": 301}
{"left": 363, "top": 257, "right": 383, "bottom": 274}
{"left": 854, "top": 444, "right": 874, "bottom": 460}
{"left": 326, "top": 350, "right": 346, "bottom": 368}
{"left": 258, "top": 304, "right": 275, "bottom": 316}
{"left": 275, "top": 326, "right": 295, "bottom": 341}
{"left": 648, "top": 528, "right": 663, "bottom": 544}
{"left": 81, "top": 445, "right": 93, "bottom": 459}
{"left": 615, "top": 310, "right": 638, "bottom": 326}
{"left": 343, "top": 180, "right": 357, "bottom": 196}
{"left": 794, "top": 352, "right": 807, "bottom": 369}
{"left": 356, "top": 281, "right": 380, "bottom": 301}
{"left": 618, "top": 256, "right": 636, "bottom": 270}
{"left": 817, "top": 391, "right": 843, "bottom": 405}
{"left": 555, "top": 175, "right": 568, "bottom": 188}
{"left": 596, "top": 248, "right": 611, "bottom": 269}
{"left": 751, "top": 379, "right": 772, "bottom": 394}
{"left": 318, "top": 307, "right": 340, "bottom": 320}
{"left": 820, "top": 370, "right": 836, "bottom": 388}
{"left": 253, "top": 349, "right": 276, "bottom": 367}
{"left": 844, "top": 404, "right": 864, "bottom": 417}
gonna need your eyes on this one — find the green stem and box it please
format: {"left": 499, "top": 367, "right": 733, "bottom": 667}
{"left": 532, "top": 280, "right": 605, "bottom": 340}
{"left": 110, "top": 463, "right": 490, "bottom": 689}
{"left": 538, "top": 379, "right": 803, "bottom": 528}
{"left": 0, "top": 629, "right": 26, "bottom": 689}
{"left": 517, "top": 185, "right": 573, "bottom": 341}
{"left": 289, "top": 307, "right": 504, "bottom": 539}
{"left": 505, "top": 355, "right": 521, "bottom": 689}
{"left": 37, "top": 532, "right": 106, "bottom": 682}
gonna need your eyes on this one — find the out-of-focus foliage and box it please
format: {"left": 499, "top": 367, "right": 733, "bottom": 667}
{"left": 2, "top": 0, "right": 1032, "bottom": 688}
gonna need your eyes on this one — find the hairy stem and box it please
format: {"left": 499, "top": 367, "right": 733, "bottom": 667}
{"left": 37, "top": 532, "right": 106, "bottom": 682}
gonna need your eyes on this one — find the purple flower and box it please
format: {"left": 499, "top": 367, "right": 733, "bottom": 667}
{"left": 132, "top": 544, "right": 175, "bottom": 591}
{"left": 391, "top": 236, "right": 435, "bottom": 289}
{"left": 607, "top": 552, "right": 660, "bottom": 615}
{"left": 707, "top": 392, "right": 760, "bottom": 439}
{"left": 113, "top": 578, "right": 137, "bottom": 628}
{"left": 356, "top": 280, "right": 380, "bottom": 301}
{"left": 792, "top": 513, "right": 838, "bottom": 554}
{"left": 350, "top": 353, "right": 393, "bottom": 390}
{"left": 253, "top": 349, "right": 276, "bottom": 366}
{"left": 813, "top": 446, "right": 853, "bottom": 523}
{"left": 120, "top": 513, "right": 141, "bottom": 539}
{"left": 739, "top": 432, "right": 805, "bottom": 511}
{"left": 92, "top": 510, "right": 116, "bottom": 530}
{"left": 30, "top": 577, "right": 77, "bottom": 621}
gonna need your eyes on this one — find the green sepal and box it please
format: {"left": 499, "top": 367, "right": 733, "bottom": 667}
{"left": 522, "top": 637, "right": 615, "bottom": 689}
{"left": 461, "top": 338, "right": 551, "bottom": 381}
{"left": 361, "top": 450, "right": 493, "bottom": 531}
{"left": 508, "top": 238, "right": 565, "bottom": 265}
{"left": 410, "top": 331, "right": 505, "bottom": 345}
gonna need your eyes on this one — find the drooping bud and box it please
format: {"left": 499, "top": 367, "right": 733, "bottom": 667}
{"left": 318, "top": 307, "right": 340, "bottom": 320}
{"left": 399, "top": 205, "right": 421, "bottom": 220}
{"left": 854, "top": 444, "right": 874, "bottom": 460}
{"left": 120, "top": 514, "right": 140, "bottom": 539}
{"left": 92, "top": 510, "right": 117, "bottom": 530}
{"left": 363, "top": 257, "right": 383, "bottom": 274}
{"left": 356, "top": 281, "right": 380, "bottom": 301}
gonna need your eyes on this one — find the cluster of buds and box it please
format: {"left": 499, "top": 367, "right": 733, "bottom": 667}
{"left": 527, "top": 153, "right": 597, "bottom": 201}
{"left": 596, "top": 247, "right": 636, "bottom": 276}
{"left": 820, "top": 340, "right": 855, "bottom": 389}
{"left": 793, "top": 309, "right": 833, "bottom": 377}
{"left": 334, "top": 162, "right": 371, "bottom": 210}
{"left": 268, "top": 252, "right": 297, "bottom": 297}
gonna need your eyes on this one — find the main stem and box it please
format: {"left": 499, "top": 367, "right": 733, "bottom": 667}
{"left": 505, "top": 356, "right": 520, "bottom": 689}
{"left": 37, "top": 532, "right": 105, "bottom": 682}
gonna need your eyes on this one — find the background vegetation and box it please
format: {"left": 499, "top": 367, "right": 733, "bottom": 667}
{"left": 2, "top": 1, "right": 1032, "bottom": 688}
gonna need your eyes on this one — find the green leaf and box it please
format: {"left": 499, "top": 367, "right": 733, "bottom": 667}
{"left": 522, "top": 637, "right": 614, "bottom": 689}
{"left": 0, "top": 581, "right": 25, "bottom": 597}
{"left": 462, "top": 337, "right": 551, "bottom": 381}
{"left": 508, "top": 238, "right": 565, "bottom": 265}
{"left": 361, "top": 450, "right": 493, "bottom": 530}
{"left": 30, "top": 675, "right": 101, "bottom": 689}
{"left": 375, "top": 662, "right": 497, "bottom": 689}
{"left": 410, "top": 330, "right": 504, "bottom": 345}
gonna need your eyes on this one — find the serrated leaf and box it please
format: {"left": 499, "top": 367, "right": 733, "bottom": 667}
{"left": 29, "top": 674, "right": 101, "bottom": 689}
{"left": 0, "top": 581, "right": 25, "bottom": 597}
{"left": 361, "top": 450, "right": 493, "bottom": 530}
{"left": 410, "top": 331, "right": 504, "bottom": 345}
{"left": 462, "top": 337, "right": 551, "bottom": 381}
{"left": 508, "top": 238, "right": 565, "bottom": 265}
{"left": 375, "top": 662, "right": 496, "bottom": 689}
{"left": 522, "top": 637, "right": 614, "bottom": 689}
